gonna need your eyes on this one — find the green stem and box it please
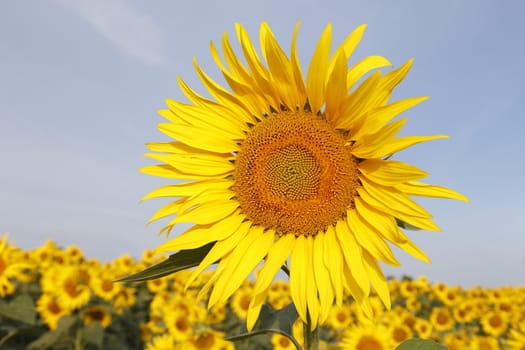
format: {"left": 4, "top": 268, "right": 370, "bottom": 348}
{"left": 303, "top": 319, "right": 319, "bottom": 350}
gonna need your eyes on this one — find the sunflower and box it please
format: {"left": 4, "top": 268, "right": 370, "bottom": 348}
{"left": 0, "top": 234, "right": 33, "bottom": 297}
{"left": 143, "top": 21, "right": 468, "bottom": 330}
{"left": 82, "top": 305, "right": 112, "bottom": 328}
{"left": 35, "top": 293, "right": 70, "bottom": 330}
{"left": 481, "top": 311, "right": 508, "bottom": 337}
{"left": 339, "top": 323, "right": 394, "bottom": 350}
{"left": 506, "top": 321, "right": 525, "bottom": 350}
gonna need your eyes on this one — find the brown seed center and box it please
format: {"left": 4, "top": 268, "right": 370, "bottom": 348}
{"left": 233, "top": 112, "right": 359, "bottom": 236}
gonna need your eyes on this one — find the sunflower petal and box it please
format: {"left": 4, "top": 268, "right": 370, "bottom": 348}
{"left": 155, "top": 212, "right": 245, "bottom": 252}
{"left": 346, "top": 209, "right": 400, "bottom": 266}
{"left": 289, "top": 235, "right": 309, "bottom": 323}
{"left": 313, "top": 232, "right": 334, "bottom": 324}
{"left": 186, "top": 221, "right": 252, "bottom": 289}
{"left": 347, "top": 55, "right": 392, "bottom": 90}
{"left": 334, "top": 220, "right": 370, "bottom": 296}
{"left": 396, "top": 181, "right": 469, "bottom": 202}
{"left": 358, "top": 159, "right": 428, "bottom": 186}
{"left": 306, "top": 23, "right": 332, "bottom": 114}
{"left": 323, "top": 226, "right": 345, "bottom": 306}
{"left": 210, "top": 226, "right": 275, "bottom": 306}
{"left": 362, "top": 251, "right": 391, "bottom": 309}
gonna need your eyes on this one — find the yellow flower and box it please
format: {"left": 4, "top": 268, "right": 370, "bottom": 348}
{"left": 272, "top": 333, "right": 297, "bottom": 350}
{"left": 178, "top": 330, "right": 234, "bottom": 350}
{"left": 414, "top": 318, "right": 433, "bottom": 339}
{"left": 471, "top": 336, "right": 501, "bottom": 350}
{"left": 45, "top": 265, "right": 91, "bottom": 311}
{"left": 429, "top": 307, "right": 454, "bottom": 332}
{"left": 481, "top": 311, "right": 508, "bottom": 337}
{"left": 83, "top": 305, "right": 112, "bottom": 328}
{"left": 145, "top": 334, "right": 176, "bottom": 350}
{"left": 340, "top": 323, "right": 394, "bottom": 350}
{"left": 143, "top": 21, "right": 468, "bottom": 330}
{"left": 164, "top": 309, "right": 194, "bottom": 341}
{"left": 389, "top": 323, "right": 412, "bottom": 346}
{"left": 0, "top": 234, "right": 33, "bottom": 297}
{"left": 507, "top": 321, "right": 525, "bottom": 350}
{"left": 35, "top": 293, "right": 70, "bottom": 330}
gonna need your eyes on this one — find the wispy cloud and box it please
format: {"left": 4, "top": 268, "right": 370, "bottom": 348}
{"left": 56, "top": 0, "right": 166, "bottom": 66}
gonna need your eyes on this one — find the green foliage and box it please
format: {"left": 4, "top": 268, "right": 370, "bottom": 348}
{"left": 227, "top": 303, "right": 301, "bottom": 350}
{"left": 0, "top": 294, "right": 36, "bottom": 325}
{"left": 115, "top": 243, "right": 214, "bottom": 283}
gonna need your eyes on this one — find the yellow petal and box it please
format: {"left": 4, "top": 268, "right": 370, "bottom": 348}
{"left": 313, "top": 232, "right": 334, "bottom": 324}
{"left": 290, "top": 22, "right": 306, "bottom": 108}
{"left": 334, "top": 219, "right": 370, "bottom": 296}
{"left": 347, "top": 55, "right": 392, "bottom": 90}
{"left": 350, "top": 118, "right": 407, "bottom": 157}
{"left": 186, "top": 221, "right": 252, "bottom": 289}
{"left": 364, "top": 134, "right": 449, "bottom": 159}
{"left": 166, "top": 199, "right": 238, "bottom": 226}
{"left": 155, "top": 211, "right": 245, "bottom": 252}
{"left": 304, "top": 236, "right": 320, "bottom": 330}
{"left": 358, "top": 159, "right": 428, "bottom": 186}
{"left": 140, "top": 164, "right": 211, "bottom": 180}
{"left": 147, "top": 199, "right": 184, "bottom": 224}
{"left": 246, "top": 286, "right": 270, "bottom": 331}
{"left": 323, "top": 226, "right": 345, "bottom": 306}
{"left": 157, "top": 121, "right": 239, "bottom": 154}
{"left": 252, "top": 234, "right": 295, "bottom": 296}
{"left": 247, "top": 233, "right": 295, "bottom": 330}
{"left": 362, "top": 251, "right": 391, "bottom": 309}
{"left": 306, "top": 23, "right": 332, "bottom": 114}
{"left": 357, "top": 186, "right": 441, "bottom": 232}
{"left": 396, "top": 181, "right": 469, "bottom": 202}
{"left": 210, "top": 226, "right": 274, "bottom": 306}
{"left": 354, "top": 196, "right": 406, "bottom": 244}
{"left": 351, "top": 96, "right": 428, "bottom": 140}
{"left": 392, "top": 228, "right": 431, "bottom": 263}
{"left": 289, "top": 235, "right": 308, "bottom": 323}
{"left": 260, "top": 22, "right": 297, "bottom": 110}
{"left": 141, "top": 179, "right": 232, "bottom": 201}
{"left": 346, "top": 209, "right": 400, "bottom": 266}
{"left": 359, "top": 176, "right": 432, "bottom": 218}
{"left": 324, "top": 50, "right": 348, "bottom": 122}
{"left": 336, "top": 71, "right": 382, "bottom": 129}
{"left": 328, "top": 23, "right": 367, "bottom": 75}
{"left": 144, "top": 151, "right": 234, "bottom": 177}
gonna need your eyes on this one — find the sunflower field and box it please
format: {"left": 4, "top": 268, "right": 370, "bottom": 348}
{"left": 0, "top": 234, "right": 523, "bottom": 350}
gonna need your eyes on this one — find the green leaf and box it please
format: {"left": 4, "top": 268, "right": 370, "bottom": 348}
{"left": 226, "top": 303, "right": 300, "bottom": 349}
{"left": 115, "top": 243, "right": 214, "bottom": 283}
{"left": 0, "top": 294, "right": 36, "bottom": 325}
{"left": 396, "top": 338, "right": 448, "bottom": 350}
{"left": 81, "top": 322, "right": 104, "bottom": 348}
{"left": 253, "top": 303, "right": 298, "bottom": 334}
{"left": 396, "top": 218, "right": 422, "bottom": 231}
{"left": 27, "top": 315, "right": 78, "bottom": 350}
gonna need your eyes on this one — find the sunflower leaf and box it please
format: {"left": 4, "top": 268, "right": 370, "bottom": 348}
{"left": 0, "top": 294, "right": 36, "bottom": 325}
{"left": 227, "top": 303, "right": 300, "bottom": 349}
{"left": 115, "top": 243, "right": 214, "bottom": 283}
{"left": 396, "top": 338, "right": 448, "bottom": 350}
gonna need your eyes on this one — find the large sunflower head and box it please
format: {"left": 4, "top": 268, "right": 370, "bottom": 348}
{"left": 142, "top": 22, "right": 468, "bottom": 331}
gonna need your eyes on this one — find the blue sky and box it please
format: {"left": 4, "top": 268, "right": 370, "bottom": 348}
{"left": 1, "top": 0, "right": 524, "bottom": 288}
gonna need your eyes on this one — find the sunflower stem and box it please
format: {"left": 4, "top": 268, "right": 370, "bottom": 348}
{"left": 303, "top": 319, "right": 319, "bottom": 350}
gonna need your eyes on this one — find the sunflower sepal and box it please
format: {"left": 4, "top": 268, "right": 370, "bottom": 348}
{"left": 395, "top": 338, "right": 448, "bottom": 350}
{"left": 226, "top": 303, "right": 301, "bottom": 349}
{"left": 114, "top": 243, "right": 214, "bottom": 283}
{"left": 395, "top": 218, "right": 423, "bottom": 231}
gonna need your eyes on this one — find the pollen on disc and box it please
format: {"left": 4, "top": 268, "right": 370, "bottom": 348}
{"left": 233, "top": 112, "right": 359, "bottom": 236}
